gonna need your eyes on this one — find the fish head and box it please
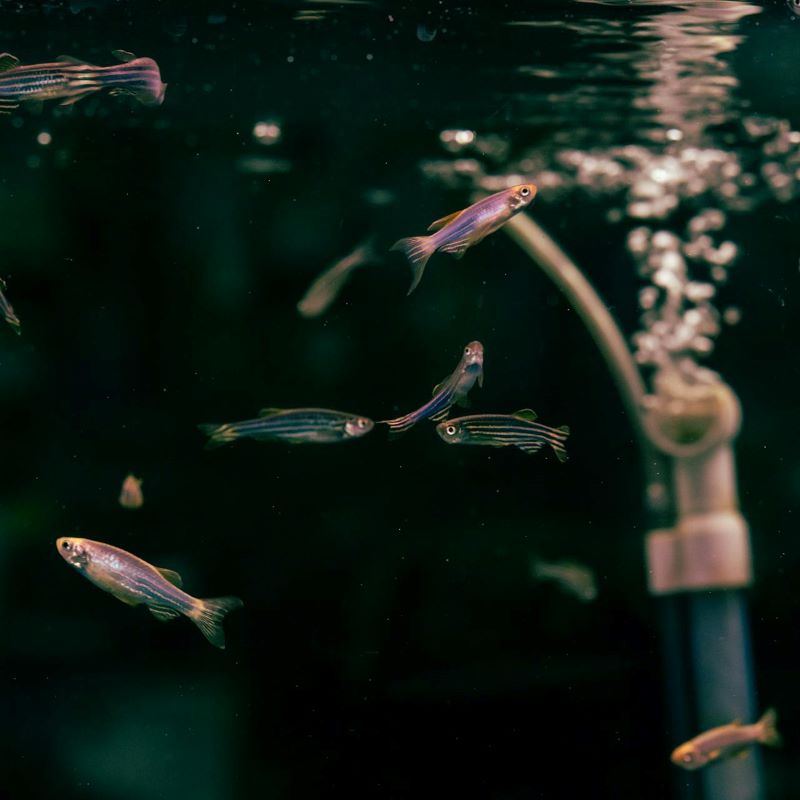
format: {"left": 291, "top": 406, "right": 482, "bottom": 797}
{"left": 56, "top": 537, "right": 91, "bottom": 571}
{"left": 788, "top": 0, "right": 800, "bottom": 16}
{"left": 506, "top": 183, "right": 537, "bottom": 212}
{"left": 344, "top": 416, "right": 375, "bottom": 438}
{"left": 460, "top": 341, "right": 485, "bottom": 386}
{"left": 436, "top": 419, "right": 468, "bottom": 445}
{"left": 670, "top": 743, "right": 707, "bottom": 771}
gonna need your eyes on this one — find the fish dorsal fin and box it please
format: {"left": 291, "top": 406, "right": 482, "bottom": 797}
{"left": 258, "top": 407, "right": 283, "bottom": 418}
{"left": 559, "top": 425, "right": 570, "bottom": 435}
{"left": 156, "top": 567, "right": 183, "bottom": 588}
{"left": 56, "top": 54, "right": 86, "bottom": 65}
{"left": 432, "top": 378, "right": 448, "bottom": 397}
{"left": 149, "top": 605, "right": 180, "bottom": 622}
{"left": 427, "top": 209, "right": 464, "bottom": 233}
{"left": 0, "top": 53, "right": 20, "bottom": 71}
{"left": 513, "top": 408, "right": 538, "bottom": 421}
{"left": 112, "top": 49, "right": 137, "bottom": 63}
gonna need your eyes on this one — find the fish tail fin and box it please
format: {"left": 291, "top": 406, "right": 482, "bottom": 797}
{"left": 758, "top": 708, "right": 782, "bottom": 748}
{"left": 191, "top": 596, "right": 244, "bottom": 649}
{"left": 390, "top": 236, "right": 436, "bottom": 295}
{"left": 380, "top": 416, "right": 416, "bottom": 438}
{"left": 198, "top": 423, "right": 238, "bottom": 450}
{"left": 552, "top": 425, "right": 570, "bottom": 463}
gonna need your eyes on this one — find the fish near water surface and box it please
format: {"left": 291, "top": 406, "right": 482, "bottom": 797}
{"left": 381, "top": 340, "right": 484, "bottom": 436}
{"left": 391, "top": 183, "right": 536, "bottom": 294}
{"left": 671, "top": 708, "right": 781, "bottom": 771}
{"left": 199, "top": 407, "right": 375, "bottom": 449}
{"left": 436, "top": 409, "right": 570, "bottom": 461}
{"left": 0, "top": 49, "right": 166, "bottom": 113}
{"left": 0, "top": 277, "right": 20, "bottom": 334}
{"left": 57, "top": 537, "right": 243, "bottom": 648}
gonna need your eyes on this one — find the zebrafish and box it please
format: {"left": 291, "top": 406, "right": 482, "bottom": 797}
{"left": 531, "top": 557, "right": 597, "bottom": 602}
{"left": 0, "top": 277, "right": 20, "bottom": 334}
{"left": 0, "top": 49, "right": 166, "bottom": 113}
{"left": 391, "top": 183, "right": 536, "bottom": 294}
{"left": 671, "top": 708, "right": 781, "bottom": 771}
{"left": 297, "top": 238, "right": 380, "bottom": 319}
{"left": 436, "top": 409, "right": 570, "bottom": 461}
{"left": 381, "top": 340, "right": 484, "bottom": 436}
{"left": 118, "top": 474, "right": 143, "bottom": 510}
{"left": 57, "top": 537, "right": 243, "bottom": 649}
{"left": 199, "top": 407, "right": 375, "bottom": 449}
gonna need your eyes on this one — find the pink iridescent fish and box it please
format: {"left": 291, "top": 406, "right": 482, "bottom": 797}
{"left": 0, "top": 49, "right": 166, "bottom": 113}
{"left": 391, "top": 183, "right": 536, "bottom": 294}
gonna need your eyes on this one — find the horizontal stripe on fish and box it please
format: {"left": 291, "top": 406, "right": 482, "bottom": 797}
{"left": 199, "top": 407, "right": 375, "bottom": 448}
{"left": 381, "top": 341, "right": 484, "bottom": 436}
{"left": 0, "top": 278, "right": 21, "bottom": 334}
{"left": 57, "top": 537, "right": 243, "bottom": 649}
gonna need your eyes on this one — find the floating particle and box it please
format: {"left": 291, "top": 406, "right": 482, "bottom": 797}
{"left": 723, "top": 307, "right": 741, "bottom": 325}
{"left": 37, "top": 131, "right": 52, "bottom": 146}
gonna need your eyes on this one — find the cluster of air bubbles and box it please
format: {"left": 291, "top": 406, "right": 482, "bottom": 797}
{"left": 629, "top": 209, "right": 739, "bottom": 379}
{"left": 438, "top": 130, "right": 510, "bottom": 163}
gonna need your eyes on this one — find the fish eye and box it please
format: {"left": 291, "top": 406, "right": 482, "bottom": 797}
{"left": 682, "top": 754, "right": 693, "bottom": 764}
{"left": 357, "top": 418, "right": 368, "bottom": 428}
{"left": 445, "top": 425, "right": 457, "bottom": 435}
{"left": 464, "top": 347, "right": 471, "bottom": 354}
{"left": 61, "top": 540, "right": 71, "bottom": 550}
{"left": 520, "top": 187, "right": 530, "bottom": 197}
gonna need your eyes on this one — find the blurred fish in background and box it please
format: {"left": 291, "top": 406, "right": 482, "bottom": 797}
{"left": 297, "top": 238, "right": 380, "bottom": 318}
{"left": 0, "top": 49, "right": 166, "bottom": 112}
{"left": 531, "top": 557, "right": 597, "bottom": 602}
{"left": 118, "top": 474, "right": 144, "bottom": 510}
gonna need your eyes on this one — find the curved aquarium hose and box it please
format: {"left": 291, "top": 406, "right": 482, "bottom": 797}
{"left": 504, "top": 212, "right": 763, "bottom": 800}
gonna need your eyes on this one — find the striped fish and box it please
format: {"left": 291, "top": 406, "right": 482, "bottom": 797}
{"left": 436, "top": 409, "right": 570, "bottom": 462}
{"left": 390, "top": 183, "right": 536, "bottom": 294}
{"left": 0, "top": 277, "right": 20, "bottom": 334}
{"left": 381, "top": 340, "right": 484, "bottom": 436}
{"left": 0, "top": 49, "right": 166, "bottom": 113}
{"left": 199, "top": 407, "right": 375, "bottom": 449}
{"left": 57, "top": 537, "right": 243, "bottom": 649}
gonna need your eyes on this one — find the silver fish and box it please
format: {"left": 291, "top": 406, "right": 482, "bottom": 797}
{"left": 531, "top": 558, "right": 597, "bottom": 602}
{"left": 297, "top": 238, "right": 380, "bottom": 319}
{"left": 57, "top": 537, "right": 243, "bottom": 649}
{"left": 199, "top": 407, "right": 375, "bottom": 449}
{"left": 381, "top": 340, "right": 484, "bottom": 436}
{"left": 391, "top": 183, "right": 536, "bottom": 294}
{"left": 436, "top": 409, "right": 570, "bottom": 462}
{"left": 671, "top": 708, "right": 781, "bottom": 771}
{"left": 0, "top": 277, "right": 20, "bottom": 334}
{"left": 0, "top": 49, "right": 166, "bottom": 113}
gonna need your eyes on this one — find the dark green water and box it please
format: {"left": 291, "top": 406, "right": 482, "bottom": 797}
{"left": 2, "top": 1, "right": 799, "bottom": 798}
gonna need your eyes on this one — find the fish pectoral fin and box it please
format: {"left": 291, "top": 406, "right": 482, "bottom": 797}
{"left": 58, "top": 89, "right": 98, "bottom": 107}
{"left": 112, "top": 49, "right": 137, "bottom": 63}
{"left": 513, "top": 408, "right": 538, "bottom": 421}
{"left": 156, "top": 567, "right": 184, "bottom": 588}
{"left": 108, "top": 588, "right": 139, "bottom": 606}
{"left": 149, "top": 605, "right": 181, "bottom": 622}
{"left": 427, "top": 209, "right": 464, "bottom": 233}
{"left": 0, "top": 53, "right": 20, "bottom": 71}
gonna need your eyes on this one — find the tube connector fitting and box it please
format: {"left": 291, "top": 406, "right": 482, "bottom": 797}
{"left": 646, "top": 510, "right": 752, "bottom": 594}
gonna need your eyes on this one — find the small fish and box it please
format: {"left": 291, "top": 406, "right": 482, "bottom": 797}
{"left": 118, "top": 474, "right": 143, "bottom": 510}
{"left": 0, "top": 49, "right": 166, "bottom": 113}
{"left": 199, "top": 407, "right": 375, "bottom": 449}
{"left": 671, "top": 708, "right": 781, "bottom": 771}
{"left": 391, "top": 183, "right": 536, "bottom": 294}
{"left": 381, "top": 340, "right": 484, "bottom": 436}
{"left": 0, "top": 277, "right": 20, "bottom": 334}
{"left": 531, "top": 558, "right": 597, "bottom": 602}
{"left": 57, "top": 537, "right": 243, "bottom": 648}
{"left": 436, "top": 409, "right": 570, "bottom": 461}
{"left": 297, "top": 238, "right": 380, "bottom": 318}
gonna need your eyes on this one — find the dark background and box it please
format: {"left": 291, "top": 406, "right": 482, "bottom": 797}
{"left": 1, "top": 1, "right": 798, "bottom": 798}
